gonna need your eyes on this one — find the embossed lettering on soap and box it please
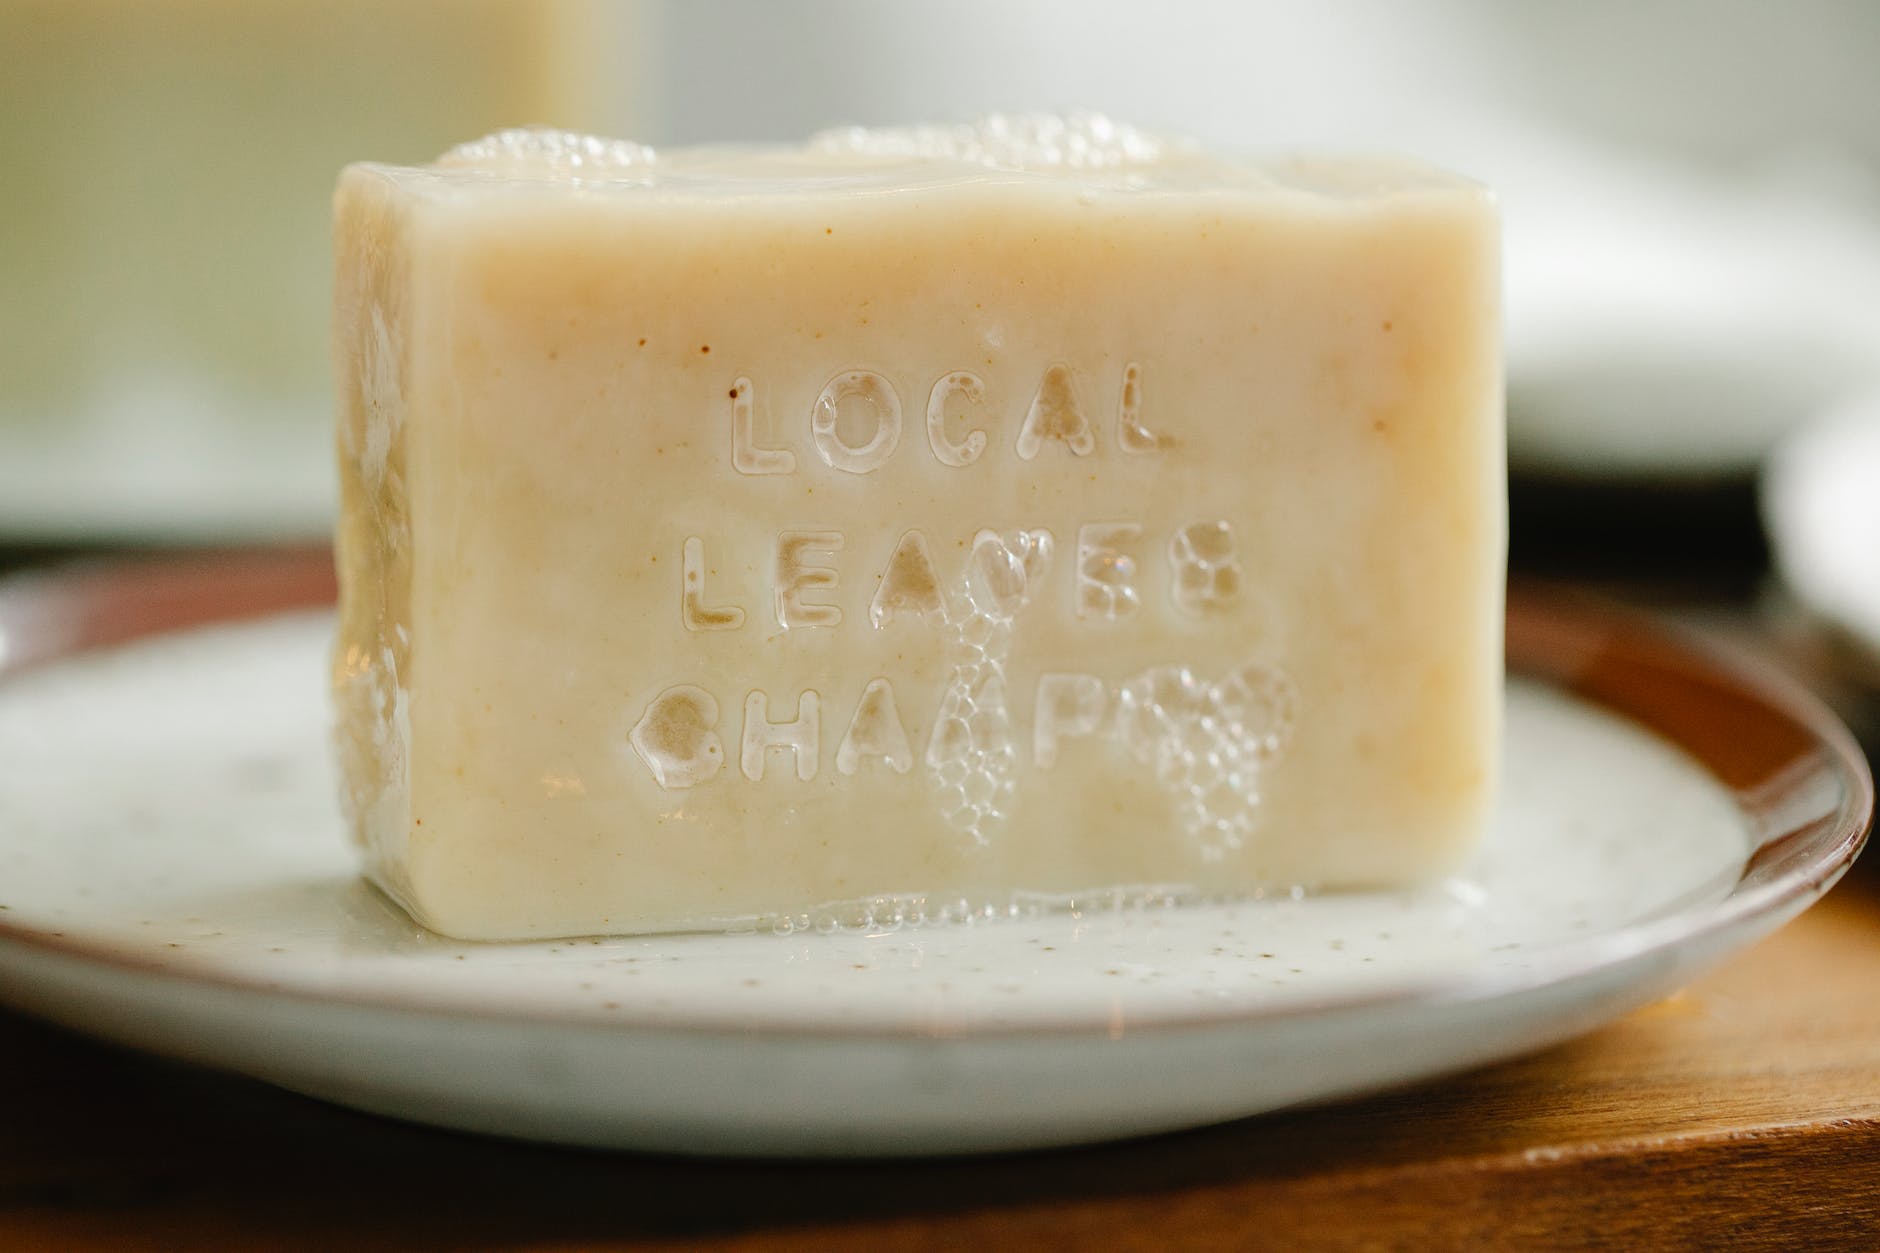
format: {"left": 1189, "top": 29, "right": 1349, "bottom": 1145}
{"left": 628, "top": 361, "right": 1295, "bottom": 861}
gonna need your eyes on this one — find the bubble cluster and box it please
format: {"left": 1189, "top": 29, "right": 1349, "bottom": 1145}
{"left": 437, "top": 127, "right": 657, "bottom": 176}
{"left": 1168, "top": 520, "right": 1243, "bottom": 615}
{"left": 1117, "top": 662, "right": 1297, "bottom": 860}
{"left": 926, "top": 529, "right": 1054, "bottom": 845}
{"left": 810, "top": 112, "right": 1183, "bottom": 172}
{"left": 746, "top": 885, "right": 1196, "bottom": 935}
{"left": 1075, "top": 522, "right": 1143, "bottom": 621}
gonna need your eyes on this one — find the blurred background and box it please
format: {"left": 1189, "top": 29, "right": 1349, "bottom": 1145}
{"left": 4, "top": 0, "right": 1880, "bottom": 686}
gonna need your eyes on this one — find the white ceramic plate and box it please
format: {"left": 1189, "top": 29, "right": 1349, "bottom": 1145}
{"left": 0, "top": 559, "right": 1867, "bottom": 1156}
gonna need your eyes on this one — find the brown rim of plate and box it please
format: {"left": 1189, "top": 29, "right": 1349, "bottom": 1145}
{"left": 0, "top": 549, "right": 1869, "bottom": 1039}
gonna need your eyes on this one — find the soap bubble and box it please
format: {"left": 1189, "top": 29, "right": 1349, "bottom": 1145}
{"left": 809, "top": 112, "right": 1186, "bottom": 172}
{"left": 436, "top": 127, "right": 657, "bottom": 177}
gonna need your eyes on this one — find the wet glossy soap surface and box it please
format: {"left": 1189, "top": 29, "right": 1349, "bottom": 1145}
{"left": 333, "top": 119, "right": 1503, "bottom": 936}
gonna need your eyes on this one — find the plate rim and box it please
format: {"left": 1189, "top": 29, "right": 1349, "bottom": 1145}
{"left": 0, "top": 550, "right": 1869, "bottom": 1041}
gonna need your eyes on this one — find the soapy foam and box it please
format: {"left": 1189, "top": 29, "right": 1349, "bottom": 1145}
{"left": 437, "top": 126, "right": 657, "bottom": 176}
{"left": 809, "top": 112, "right": 1185, "bottom": 172}
{"left": 926, "top": 529, "right": 1051, "bottom": 846}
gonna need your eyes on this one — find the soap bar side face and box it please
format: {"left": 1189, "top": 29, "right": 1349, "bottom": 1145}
{"left": 334, "top": 147, "right": 1503, "bottom": 940}
{"left": 331, "top": 169, "right": 420, "bottom": 908}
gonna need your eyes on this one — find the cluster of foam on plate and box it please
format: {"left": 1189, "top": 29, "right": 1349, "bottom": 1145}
{"left": 745, "top": 885, "right": 1224, "bottom": 937}
{"left": 809, "top": 112, "right": 1185, "bottom": 171}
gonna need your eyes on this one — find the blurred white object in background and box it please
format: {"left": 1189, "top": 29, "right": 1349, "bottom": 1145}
{"left": 1764, "top": 388, "right": 1880, "bottom": 667}
{"left": 1496, "top": 126, "right": 1880, "bottom": 478}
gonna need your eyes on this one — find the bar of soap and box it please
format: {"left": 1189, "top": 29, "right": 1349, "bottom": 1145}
{"left": 332, "top": 117, "right": 1504, "bottom": 941}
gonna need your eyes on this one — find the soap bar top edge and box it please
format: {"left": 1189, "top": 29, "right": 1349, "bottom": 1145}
{"left": 337, "top": 115, "right": 1491, "bottom": 208}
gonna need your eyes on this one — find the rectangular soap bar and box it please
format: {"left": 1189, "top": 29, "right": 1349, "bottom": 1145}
{"left": 332, "top": 118, "right": 1504, "bottom": 941}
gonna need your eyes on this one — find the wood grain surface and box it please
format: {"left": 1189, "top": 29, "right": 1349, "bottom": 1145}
{"left": 0, "top": 861, "right": 1873, "bottom": 1251}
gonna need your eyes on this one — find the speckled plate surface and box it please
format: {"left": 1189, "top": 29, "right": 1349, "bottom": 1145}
{"left": 0, "top": 554, "right": 1867, "bottom": 1156}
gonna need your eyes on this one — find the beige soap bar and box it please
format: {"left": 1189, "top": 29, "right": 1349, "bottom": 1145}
{"left": 333, "top": 118, "right": 1503, "bottom": 941}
